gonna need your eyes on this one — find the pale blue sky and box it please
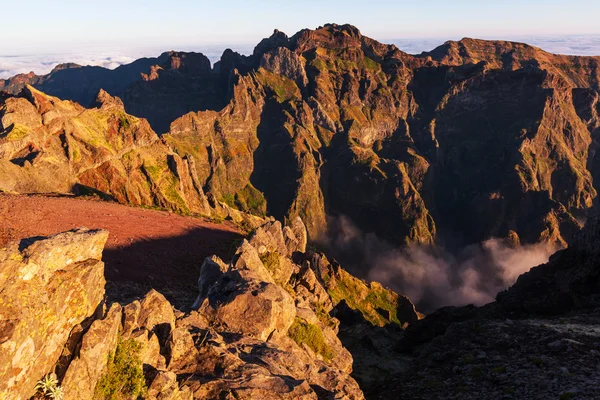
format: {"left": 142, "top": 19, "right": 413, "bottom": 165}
{"left": 4, "top": 0, "right": 600, "bottom": 51}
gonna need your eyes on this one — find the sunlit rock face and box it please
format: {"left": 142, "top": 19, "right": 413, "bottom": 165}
{"left": 2, "top": 23, "right": 600, "bottom": 254}
{"left": 0, "top": 218, "right": 421, "bottom": 399}
{"left": 0, "top": 228, "right": 108, "bottom": 400}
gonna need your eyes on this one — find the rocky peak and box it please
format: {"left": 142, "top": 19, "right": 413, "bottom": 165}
{"left": 50, "top": 63, "right": 82, "bottom": 73}
{"left": 93, "top": 88, "right": 125, "bottom": 109}
{"left": 253, "top": 28, "right": 290, "bottom": 58}
{"left": 290, "top": 23, "right": 365, "bottom": 53}
{"left": 163, "top": 51, "right": 212, "bottom": 75}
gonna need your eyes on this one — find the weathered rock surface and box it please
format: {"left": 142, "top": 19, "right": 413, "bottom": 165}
{"left": 2, "top": 218, "right": 419, "bottom": 399}
{"left": 0, "top": 85, "right": 264, "bottom": 231}
{"left": 3, "top": 24, "right": 600, "bottom": 253}
{"left": 61, "top": 303, "right": 122, "bottom": 398}
{"left": 0, "top": 228, "right": 107, "bottom": 400}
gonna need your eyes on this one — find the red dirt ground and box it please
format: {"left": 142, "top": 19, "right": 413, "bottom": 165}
{"left": 0, "top": 194, "right": 243, "bottom": 308}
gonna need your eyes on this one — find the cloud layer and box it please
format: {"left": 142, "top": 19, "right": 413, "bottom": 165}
{"left": 0, "top": 44, "right": 254, "bottom": 79}
{"left": 2, "top": 35, "right": 599, "bottom": 80}
{"left": 322, "top": 216, "right": 558, "bottom": 313}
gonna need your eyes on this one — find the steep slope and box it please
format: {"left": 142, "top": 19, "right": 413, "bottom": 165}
{"left": 123, "top": 52, "right": 225, "bottom": 133}
{"left": 3, "top": 24, "right": 600, "bottom": 254}
{"left": 164, "top": 24, "right": 598, "bottom": 249}
{"left": 0, "top": 85, "right": 215, "bottom": 217}
{"left": 369, "top": 214, "right": 600, "bottom": 399}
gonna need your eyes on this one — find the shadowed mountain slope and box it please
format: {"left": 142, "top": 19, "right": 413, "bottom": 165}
{"left": 2, "top": 24, "right": 600, "bottom": 254}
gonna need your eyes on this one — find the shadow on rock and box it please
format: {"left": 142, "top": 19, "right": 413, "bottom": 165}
{"left": 103, "top": 227, "right": 243, "bottom": 310}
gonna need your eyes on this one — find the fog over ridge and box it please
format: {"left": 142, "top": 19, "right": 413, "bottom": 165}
{"left": 322, "top": 216, "right": 559, "bottom": 313}
{"left": 2, "top": 35, "right": 600, "bottom": 79}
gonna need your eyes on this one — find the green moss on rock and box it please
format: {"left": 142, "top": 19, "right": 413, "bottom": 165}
{"left": 288, "top": 317, "right": 334, "bottom": 361}
{"left": 94, "top": 339, "right": 146, "bottom": 400}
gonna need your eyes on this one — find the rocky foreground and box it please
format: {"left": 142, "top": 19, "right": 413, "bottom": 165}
{"left": 2, "top": 215, "right": 600, "bottom": 399}
{"left": 0, "top": 217, "right": 418, "bottom": 399}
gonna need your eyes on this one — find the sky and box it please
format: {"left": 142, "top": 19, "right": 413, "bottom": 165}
{"left": 2, "top": 0, "right": 600, "bottom": 78}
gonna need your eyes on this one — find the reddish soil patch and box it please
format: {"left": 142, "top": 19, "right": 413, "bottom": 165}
{"left": 0, "top": 194, "right": 243, "bottom": 308}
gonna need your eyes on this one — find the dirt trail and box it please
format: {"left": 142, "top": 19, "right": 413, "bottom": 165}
{"left": 0, "top": 194, "right": 243, "bottom": 308}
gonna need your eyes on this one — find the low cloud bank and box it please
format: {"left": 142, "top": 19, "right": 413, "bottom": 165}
{"left": 0, "top": 44, "right": 255, "bottom": 79}
{"left": 322, "top": 216, "right": 558, "bottom": 313}
{"left": 3, "top": 35, "right": 599, "bottom": 80}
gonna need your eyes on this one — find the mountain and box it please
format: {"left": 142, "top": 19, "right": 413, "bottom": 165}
{"left": 0, "top": 51, "right": 226, "bottom": 134}
{"left": 0, "top": 54, "right": 169, "bottom": 107}
{"left": 2, "top": 23, "right": 600, "bottom": 255}
{"left": 0, "top": 85, "right": 263, "bottom": 230}
{"left": 3, "top": 23, "right": 600, "bottom": 399}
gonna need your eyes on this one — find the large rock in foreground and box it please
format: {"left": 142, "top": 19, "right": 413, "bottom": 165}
{"left": 0, "top": 228, "right": 108, "bottom": 400}
{"left": 0, "top": 218, "right": 419, "bottom": 399}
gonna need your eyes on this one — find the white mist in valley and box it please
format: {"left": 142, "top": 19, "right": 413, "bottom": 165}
{"left": 323, "top": 216, "right": 559, "bottom": 313}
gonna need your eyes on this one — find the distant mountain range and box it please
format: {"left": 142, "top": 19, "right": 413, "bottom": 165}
{"left": 2, "top": 23, "right": 600, "bottom": 256}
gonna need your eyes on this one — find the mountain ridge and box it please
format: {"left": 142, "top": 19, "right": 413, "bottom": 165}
{"left": 2, "top": 23, "right": 600, "bottom": 264}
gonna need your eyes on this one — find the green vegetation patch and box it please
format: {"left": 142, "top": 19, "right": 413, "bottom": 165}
{"left": 327, "top": 269, "right": 404, "bottom": 327}
{"left": 260, "top": 251, "right": 281, "bottom": 273}
{"left": 221, "top": 193, "right": 236, "bottom": 208}
{"left": 234, "top": 184, "right": 267, "bottom": 216}
{"left": 4, "top": 123, "right": 32, "bottom": 141}
{"left": 363, "top": 56, "right": 379, "bottom": 71}
{"left": 118, "top": 113, "right": 131, "bottom": 130}
{"left": 288, "top": 317, "right": 334, "bottom": 361}
{"left": 94, "top": 339, "right": 146, "bottom": 400}
{"left": 255, "top": 68, "right": 300, "bottom": 102}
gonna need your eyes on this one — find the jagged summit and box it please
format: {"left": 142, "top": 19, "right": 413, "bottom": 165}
{"left": 93, "top": 88, "right": 125, "bottom": 109}
{"left": 2, "top": 24, "right": 600, "bottom": 251}
{"left": 50, "top": 62, "right": 82, "bottom": 72}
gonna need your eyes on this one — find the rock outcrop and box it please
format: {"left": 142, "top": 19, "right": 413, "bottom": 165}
{"left": 0, "top": 85, "right": 265, "bottom": 231}
{"left": 0, "top": 228, "right": 108, "bottom": 400}
{"left": 1, "top": 218, "right": 417, "bottom": 399}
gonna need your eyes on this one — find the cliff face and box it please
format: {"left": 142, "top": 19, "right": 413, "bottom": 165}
{"left": 163, "top": 24, "right": 599, "bottom": 248}
{"left": 0, "top": 86, "right": 212, "bottom": 216}
{"left": 2, "top": 24, "right": 600, "bottom": 250}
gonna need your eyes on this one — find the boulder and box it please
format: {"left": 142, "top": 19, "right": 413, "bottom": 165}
{"left": 138, "top": 290, "right": 176, "bottom": 344}
{"left": 248, "top": 221, "right": 288, "bottom": 256}
{"left": 231, "top": 239, "right": 274, "bottom": 283}
{"left": 0, "top": 228, "right": 107, "bottom": 400}
{"left": 61, "top": 303, "right": 123, "bottom": 398}
{"left": 130, "top": 328, "right": 164, "bottom": 370}
{"left": 148, "top": 370, "right": 193, "bottom": 400}
{"left": 288, "top": 216, "right": 308, "bottom": 254}
{"left": 122, "top": 300, "right": 142, "bottom": 338}
{"left": 200, "top": 268, "right": 296, "bottom": 341}
{"left": 197, "top": 255, "right": 228, "bottom": 299}
{"left": 166, "top": 327, "right": 199, "bottom": 373}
